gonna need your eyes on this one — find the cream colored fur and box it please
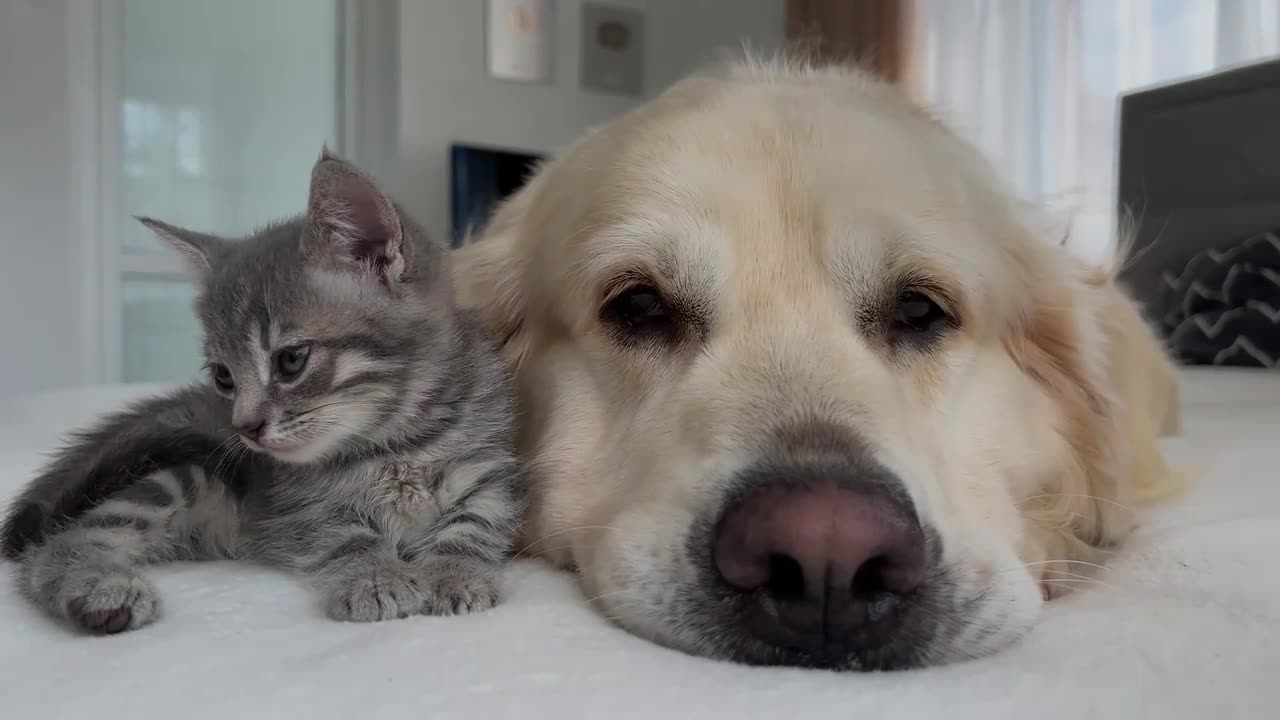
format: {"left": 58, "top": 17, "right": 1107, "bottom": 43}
{"left": 453, "top": 57, "right": 1183, "bottom": 664}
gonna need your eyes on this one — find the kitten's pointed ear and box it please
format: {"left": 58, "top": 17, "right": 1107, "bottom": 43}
{"left": 136, "top": 216, "right": 220, "bottom": 273}
{"left": 304, "top": 147, "right": 410, "bottom": 286}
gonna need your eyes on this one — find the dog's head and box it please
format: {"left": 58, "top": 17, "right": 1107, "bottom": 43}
{"left": 455, "top": 60, "right": 1180, "bottom": 670}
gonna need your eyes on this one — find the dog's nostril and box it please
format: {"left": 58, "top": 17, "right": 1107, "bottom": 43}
{"left": 852, "top": 555, "right": 890, "bottom": 597}
{"left": 765, "top": 553, "right": 806, "bottom": 601}
{"left": 857, "top": 552, "right": 926, "bottom": 598}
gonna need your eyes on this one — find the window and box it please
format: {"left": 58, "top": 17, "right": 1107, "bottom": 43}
{"left": 104, "top": 0, "right": 342, "bottom": 383}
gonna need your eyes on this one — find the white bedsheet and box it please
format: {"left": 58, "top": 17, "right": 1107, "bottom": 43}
{"left": 1, "top": 370, "right": 1277, "bottom": 719}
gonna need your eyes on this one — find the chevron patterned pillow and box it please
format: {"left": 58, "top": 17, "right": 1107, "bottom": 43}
{"left": 1162, "top": 231, "right": 1280, "bottom": 368}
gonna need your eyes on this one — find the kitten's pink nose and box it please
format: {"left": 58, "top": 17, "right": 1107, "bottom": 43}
{"left": 236, "top": 419, "right": 265, "bottom": 442}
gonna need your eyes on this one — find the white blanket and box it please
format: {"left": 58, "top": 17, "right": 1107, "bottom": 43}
{"left": 2, "top": 371, "right": 1278, "bottom": 719}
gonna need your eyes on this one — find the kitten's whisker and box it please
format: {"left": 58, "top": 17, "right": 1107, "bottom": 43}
{"left": 582, "top": 588, "right": 649, "bottom": 604}
{"left": 521, "top": 542, "right": 575, "bottom": 553}
{"left": 515, "top": 525, "right": 633, "bottom": 557}
{"left": 322, "top": 419, "right": 390, "bottom": 454}
{"left": 204, "top": 432, "right": 242, "bottom": 472}
{"left": 209, "top": 432, "right": 250, "bottom": 482}
{"left": 289, "top": 400, "right": 404, "bottom": 423}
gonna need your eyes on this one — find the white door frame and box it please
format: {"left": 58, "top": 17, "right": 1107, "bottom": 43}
{"left": 66, "top": 0, "right": 110, "bottom": 386}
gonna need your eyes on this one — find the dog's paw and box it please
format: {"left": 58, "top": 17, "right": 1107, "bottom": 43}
{"left": 418, "top": 556, "right": 503, "bottom": 616}
{"left": 61, "top": 567, "right": 160, "bottom": 635}
{"left": 325, "top": 566, "right": 427, "bottom": 622}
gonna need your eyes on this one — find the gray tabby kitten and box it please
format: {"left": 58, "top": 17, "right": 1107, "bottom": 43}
{"left": 1, "top": 149, "right": 522, "bottom": 634}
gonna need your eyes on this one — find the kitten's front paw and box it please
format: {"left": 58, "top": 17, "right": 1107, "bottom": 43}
{"left": 418, "top": 557, "right": 503, "bottom": 616}
{"left": 326, "top": 565, "right": 427, "bottom": 622}
{"left": 60, "top": 566, "right": 160, "bottom": 635}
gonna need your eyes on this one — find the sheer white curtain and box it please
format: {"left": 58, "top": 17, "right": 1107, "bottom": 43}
{"left": 906, "top": 0, "right": 1280, "bottom": 263}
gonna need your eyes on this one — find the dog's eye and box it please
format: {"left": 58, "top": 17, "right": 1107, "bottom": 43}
{"left": 602, "top": 284, "right": 672, "bottom": 338}
{"left": 890, "top": 291, "right": 950, "bottom": 339}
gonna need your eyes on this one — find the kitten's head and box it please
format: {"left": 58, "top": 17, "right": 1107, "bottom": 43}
{"left": 140, "top": 148, "right": 455, "bottom": 464}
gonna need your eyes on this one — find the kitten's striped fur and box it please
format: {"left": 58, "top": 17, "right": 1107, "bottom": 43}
{"left": 1, "top": 150, "right": 523, "bottom": 633}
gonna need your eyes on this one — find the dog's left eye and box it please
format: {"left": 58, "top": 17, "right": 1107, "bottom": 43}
{"left": 602, "top": 284, "right": 672, "bottom": 339}
{"left": 890, "top": 291, "right": 950, "bottom": 339}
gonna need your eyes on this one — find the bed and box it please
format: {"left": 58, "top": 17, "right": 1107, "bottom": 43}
{"left": 0, "top": 368, "right": 1277, "bottom": 719}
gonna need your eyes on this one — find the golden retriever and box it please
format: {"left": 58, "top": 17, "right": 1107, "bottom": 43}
{"left": 453, "top": 57, "right": 1183, "bottom": 670}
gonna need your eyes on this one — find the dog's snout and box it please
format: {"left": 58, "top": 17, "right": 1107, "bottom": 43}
{"left": 712, "top": 475, "right": 927, "bottom": 664}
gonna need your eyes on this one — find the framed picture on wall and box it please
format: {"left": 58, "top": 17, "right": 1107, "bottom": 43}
{"left": 486, "top": 0, "right": 555, "bottom": 84}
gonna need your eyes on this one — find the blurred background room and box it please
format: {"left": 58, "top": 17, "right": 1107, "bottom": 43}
{"left": 2, "top": 0, "right": 1278, "bottom": 397}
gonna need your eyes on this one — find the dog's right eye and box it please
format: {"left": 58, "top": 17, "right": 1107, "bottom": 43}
{"left": 602, "top": 284, "right": 673, "bottom": 341}
{"left": 887, "top": 290, "right": 954, "bottom": 348}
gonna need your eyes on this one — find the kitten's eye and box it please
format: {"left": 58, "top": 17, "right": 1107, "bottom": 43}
{"left": 210, "top": 364, "right": 235, "bottom": 394}
{"left": 275, "top": 345, "right": 311, "bottom": 380}
{"left": 602, "top": 284, "right": 671, "bottom": 337}
{"left": 890, "top": 291, "right": 950, "bottom": 339}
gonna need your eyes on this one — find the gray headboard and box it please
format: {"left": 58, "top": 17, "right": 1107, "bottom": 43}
{"left": 1116, "top": 56, "right": 1280, "bottom": 326}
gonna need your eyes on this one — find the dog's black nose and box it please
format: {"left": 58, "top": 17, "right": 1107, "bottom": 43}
{"left": 713, "top": 481, "right": 927, "bottom": 661}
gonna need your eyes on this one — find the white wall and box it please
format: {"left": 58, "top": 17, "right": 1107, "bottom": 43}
{"left": 396, "top": 0, "right": 786, "bottom": 242}
{"left": 0, "top": 0, "right": 83, "bottom": 398}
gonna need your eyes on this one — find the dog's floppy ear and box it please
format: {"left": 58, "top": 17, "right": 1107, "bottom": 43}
{"left": 453, "top": 186, "right": 536, "bottom": 369}
{"left": 1005, "top": 259, "right": 1183, "bottom": 590}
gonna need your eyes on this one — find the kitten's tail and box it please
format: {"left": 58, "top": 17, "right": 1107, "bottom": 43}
{"left": 1, "top": 384, "right": 245, "bottom": 558}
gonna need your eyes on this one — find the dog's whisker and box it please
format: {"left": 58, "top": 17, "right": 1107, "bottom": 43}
{"left": 1040, "top": 579, "right": 1104, "bottom": 588}
{"left": 1040, "top": 577, "right": 1114, "bottom": 591}
{"left": 1023, "top": 559, "right": 1110, "bottom": 572}
{"left": 1036, "top": 568, "right": 1108, "bottom": 584}
{"left": 1019, "top": 493, "right": 1138, "bottom": 514}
